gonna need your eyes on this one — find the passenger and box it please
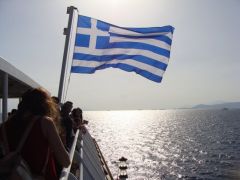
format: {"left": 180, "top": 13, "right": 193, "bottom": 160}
{"left": 71, "top": 107, "right": 87, "bottom": 134}
{"left": 0, "top": 88, "right": 70, "bottom": 180}
{"left": 60, "top": 101, "right": 74, "bottom": 150}
{"left": 7, "top": 109, "right": 17, "bottom": 119}
{"left": 10, "top": 109, "right": 17, "bottom": 116}
{"left": 51, "top": 96, "right": 67, "bottom": 177}
{"left": 69, "top": 107, "right": 86, "bottom": 177}
{"left": 51, "top": 96, "right": 64, "bottom": 139}
{"left": 51, "top": 96, "right": 61, "bottom": 110}
{"left": 71, "top": 108, "right": 83, "bottom": 132}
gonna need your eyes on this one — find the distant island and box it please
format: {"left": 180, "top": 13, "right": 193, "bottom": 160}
{"left": 192, "top": 102, "right": 240, "bottom": 109}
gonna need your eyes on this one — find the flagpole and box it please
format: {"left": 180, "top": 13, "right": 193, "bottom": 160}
{"left": 58, "top": 6, "right": 77, "bottom": 102}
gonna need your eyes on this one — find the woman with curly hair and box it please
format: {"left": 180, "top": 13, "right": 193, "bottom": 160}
{"left": 0, "top": 88, "right": 70, "bottom": 180}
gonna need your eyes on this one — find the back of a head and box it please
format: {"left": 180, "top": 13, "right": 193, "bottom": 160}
{"left": 71, "top": 108, "right": 82, "bottom": 117}
{"left": 18, "top": 88, "right": 56, "bottom": 117}
{"left": 64, "top": 101, "right": 73, "bottom": 107}
{"left": 61, "top": 101, "right": 73, "bottom": 113}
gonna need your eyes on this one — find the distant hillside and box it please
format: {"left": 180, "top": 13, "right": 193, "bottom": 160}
{"left": 193, "top": 102, "right": 240, "bottom": 109}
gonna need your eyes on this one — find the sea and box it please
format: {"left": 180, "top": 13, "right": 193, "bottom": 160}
{"left": 84, "top": 109, "right": 240, "bottom": 180}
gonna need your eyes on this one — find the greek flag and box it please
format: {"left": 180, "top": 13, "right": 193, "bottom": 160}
{"left": 71, "top": 15, "right": 174, "bottom": 82}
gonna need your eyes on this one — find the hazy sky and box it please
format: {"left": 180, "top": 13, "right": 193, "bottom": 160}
{"left": 0, "top": 0, "right": 239, "bottom": 110}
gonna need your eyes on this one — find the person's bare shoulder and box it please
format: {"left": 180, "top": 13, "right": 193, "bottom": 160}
{"left": 40, "top": 116, "right": 56, "bottom": 136}
{"left": 41, "top": 116, "right": 54, "bottom": 124}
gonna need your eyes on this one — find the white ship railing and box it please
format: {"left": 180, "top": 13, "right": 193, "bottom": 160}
{"left": 59, "top": 128, "right": 113, "bottom": 180}
{"left": 60, "top": 129, "right": 79, "bottom": 180}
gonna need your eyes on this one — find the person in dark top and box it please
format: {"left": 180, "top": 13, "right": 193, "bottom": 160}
{"left": 71, "top": 108, "right": 82, "bottom": 132}
{"left": 60, "top": 101, "right": 73, "bottom": 150}
{"left": 71, "top": 107, "right": 88, "bottom": 134}
{"left": 51, "top": 96, "right": 63, "bottom": 136}
{"left": 51, "top": 96, "right": 65, "bottom": 177}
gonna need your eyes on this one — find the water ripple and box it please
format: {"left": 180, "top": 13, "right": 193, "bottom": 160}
{"left": 86, "top": 109, "right": 240, "bottom": 179}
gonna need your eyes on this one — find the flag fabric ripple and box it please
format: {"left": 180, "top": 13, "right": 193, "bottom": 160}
{"left": 71, "top": 15, "right": 174, "bottom": 83}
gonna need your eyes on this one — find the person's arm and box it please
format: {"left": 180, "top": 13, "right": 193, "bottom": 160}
{"left": 41, "top": 117, "right": 70, "bottom": 167}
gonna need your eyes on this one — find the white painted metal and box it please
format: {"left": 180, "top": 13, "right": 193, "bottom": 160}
{"left": 60, "top": 130, "right": 79, "bottom": 180}
{"left": 59, "top": 128, "right": 113, "bottom": 180}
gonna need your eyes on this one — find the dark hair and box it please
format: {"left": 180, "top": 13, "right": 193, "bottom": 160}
{"left": 61, "top": 101, "right": 72, "bottom": 110}
{"left": 71, "top": 108, "right": 82, "bottom": 117}
{"left": 16, "top": 88, "right": 58, "bottom": 119}
{"left": 62, "top": 101, "right": 73, "bottom": 107}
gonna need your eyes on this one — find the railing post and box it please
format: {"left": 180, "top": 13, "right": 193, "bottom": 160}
{"left": 59, "top": 129, "right": 79, "bottom": 180}
{"left": 80, "top": 139, "right": 84, "bottom": 180}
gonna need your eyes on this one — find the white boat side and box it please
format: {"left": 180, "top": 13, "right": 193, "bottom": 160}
{"left": 60, "top": 128, "right": 114, "bottom": 180}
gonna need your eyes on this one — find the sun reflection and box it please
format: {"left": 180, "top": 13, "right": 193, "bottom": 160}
{"left": 109, "top": 110, "right": 141, "bottom": 128}
{"left": 85, "top": 110, "right": 179, "bottom": 178}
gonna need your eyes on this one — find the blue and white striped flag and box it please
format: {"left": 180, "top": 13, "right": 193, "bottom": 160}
{"left": 71, "top": 15, "right": 174, "bottom": 83}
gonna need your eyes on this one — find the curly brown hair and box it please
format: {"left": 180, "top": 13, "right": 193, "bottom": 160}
{"left": 16, "top": 87, "right": 58, "bottom": 120}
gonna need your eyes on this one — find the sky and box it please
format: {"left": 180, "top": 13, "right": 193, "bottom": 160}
{"left": 0, "top": 0, "right": 240, "bottom": 110}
